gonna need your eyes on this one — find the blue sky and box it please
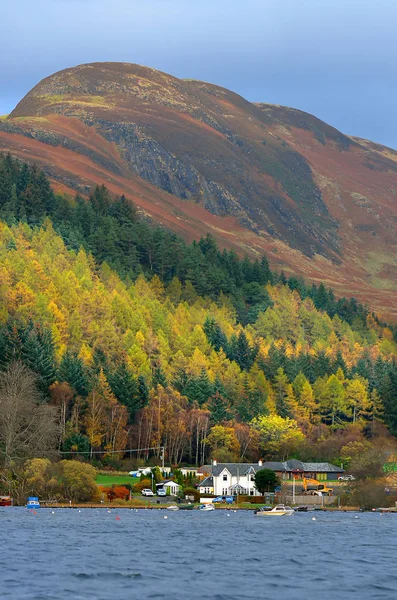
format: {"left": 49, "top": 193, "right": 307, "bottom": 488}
{"left": 1, "top": 0, "right": 396, "bottom": 147}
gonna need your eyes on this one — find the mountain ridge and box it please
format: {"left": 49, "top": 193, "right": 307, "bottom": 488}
{"left": 1, "top": 62, "right": 396, "bottom": 318}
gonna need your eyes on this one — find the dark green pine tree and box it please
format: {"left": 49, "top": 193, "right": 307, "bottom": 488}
{"left": 75, "top": 194, "right": 97, "bottom": 238}
{"left": 16, "top": 162, "right": 30, "bottom": 196}
{"left": 229, "top": 331, "right": 256, "bottom": 371}
{"left": 107, "top": 361, "right": 140, "bottom": 421}
{"left": 295, "top": 352, "right": 316, "bottom": 384}
{"left": 203, "top": 316, "right": 228, "bottom": 352}
{"left": 259, "top": 343, "right": 284, "bottom": 381}
{"left": 61, "top": 433, "right": 90, "bottom": 459}
{"left": 352, "top": 351, "right": 375, "bottom": 390}
{"left": 90, "top": 184, "right": 112, "bottom": 216}
{"left": 312, "top": 351, "right": 331, "bottom": 380}
{"left": 0, "top": 166, "right": 12, "bottom": 210}
{"left": 36, "top": 168, "right": 56, "bottom": 214}
{"left": 183, "top": 369, "right": 213, "bottom": 406}
{"left": 59, "top": 350, "right": 90, "bottom": 397}
{"left": 260, "top": 255, "right": 272, "bottom": 284}
{"left": 236, "top": 377, "right": 267, "bottom": 422}
{"left": 92, "top": 347, "right": 108, "bottom": 375}
{"left": 172, "top": 368, "right": 189, "bottom": 394}
{"left": 377, "top": 362, "right": 397, "bottom": 435}
{"left": 313, "top": 283, "right": 329, "bottom": 311}
{"left": 137, "top": 375, "right": 149, "bottom": 409}
{"left": 0, "top": 321, "right": 24, "bottom": 366}
{"left": 206, "top": 378, "right": 232, "bottom": 423}
{"left": 21, "top": 322, "right": 57, "bottom": 391}
{"left": 0, "top": 325, "right": 9, "bottom": 367}
{"left": 331, "top": 350, "right": 347, "bottom": 377}
{"left": 109, "top": 194, "right": 138, "bottom": 224}
{"left": 3, "top": 184, "right": 19, "bottom": 223}
{"left": 152, "top": 366, "right": 168, "bottom": 388}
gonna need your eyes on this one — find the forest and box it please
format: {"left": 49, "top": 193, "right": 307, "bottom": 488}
{"left": 0, "top": 154, "right": 397, "bottom": 472}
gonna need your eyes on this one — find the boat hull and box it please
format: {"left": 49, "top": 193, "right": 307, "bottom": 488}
{"left": 255, "top": 510, "right": 294, "bottom": 516}
{"left": 0, "top": 496, "right": 12, "bottom": 507}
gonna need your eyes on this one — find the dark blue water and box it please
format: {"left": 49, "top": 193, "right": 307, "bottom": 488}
{"left": 1, "top": 508, "right": 396, "bottom": 599}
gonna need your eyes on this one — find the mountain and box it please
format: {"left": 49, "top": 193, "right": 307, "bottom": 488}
{"left": 1, "top": 62, "right": 396, "bottom": 318}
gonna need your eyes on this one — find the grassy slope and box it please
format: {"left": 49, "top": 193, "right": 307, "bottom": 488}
{"left": 96, "top": 473, "right": 134, "bottom": 487}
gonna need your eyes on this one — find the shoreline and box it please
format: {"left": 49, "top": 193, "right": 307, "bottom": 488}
{"left": 19, "top": 502, "right": 364, "bottom": 512}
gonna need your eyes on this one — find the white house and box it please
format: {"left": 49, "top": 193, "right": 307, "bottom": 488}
{"left": 198, "top": 461, "right": 263, "bottom": 496}
{"left": 197, "top": 460, "right": 344, "bottom": 497}
{"left": 156, "top": 480, "right": 181, "bottom": 496}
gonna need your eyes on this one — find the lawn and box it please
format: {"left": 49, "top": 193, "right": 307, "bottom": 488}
{"left": 96, "top": 473, "right": 134, "bottom": 487}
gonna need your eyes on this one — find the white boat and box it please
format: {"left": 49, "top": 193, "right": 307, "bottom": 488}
{"left": 198, "top": 504, "right": 215, "bottom": 511}
{"left": 254, "top": 504, "right": 294, "bottom": 517}
{"left": 166, "top": 505, "right": 179, "bottom": 511}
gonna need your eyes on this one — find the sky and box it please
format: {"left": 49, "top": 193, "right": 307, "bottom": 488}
{"left": 1, "top": 0, "right": 396, "bottom": 148}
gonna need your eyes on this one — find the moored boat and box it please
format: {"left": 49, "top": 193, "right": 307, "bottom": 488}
{"left": 294, "top": 505, "right": 314, "bottom": 512}
{"left": 0, "top": 496, "right": 13, "bottom": 507}
{"left": 198, "top": 503, "right": 215, "bottom": 511}
{"left": 26, "top": 497, "right": 40, "bottom": 509}
{"left": 254, "top": 504, "right": 294, "bottom": 517}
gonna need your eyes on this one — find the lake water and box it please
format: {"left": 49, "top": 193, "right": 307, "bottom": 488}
{"left": 1, "top": 508, "right": 397, "bottom": 599}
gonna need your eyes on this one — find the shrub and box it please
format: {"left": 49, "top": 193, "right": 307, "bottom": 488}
{"left": 184, "top": 487, "right": 200, "bottom": 502}
{"left": 133, "top": 478, "right": 152, "bottom": 493}
{"left": 112, "top": 485, "right": 131, "bottom": 500}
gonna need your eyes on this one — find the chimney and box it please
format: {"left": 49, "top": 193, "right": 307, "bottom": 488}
{"left": 213, "top": 460, "right": 217, "bottom": 466}
{"left": 258, "top": 459, "right": 263, "bottom": 467}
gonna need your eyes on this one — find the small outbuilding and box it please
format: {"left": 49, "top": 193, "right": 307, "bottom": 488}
{"left": 156, "top": 480, "right": 181, "bottom": 496}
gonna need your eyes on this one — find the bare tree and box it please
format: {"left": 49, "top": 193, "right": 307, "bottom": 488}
{"left": 0, "top": 362, "right": 59, "bottom": 466}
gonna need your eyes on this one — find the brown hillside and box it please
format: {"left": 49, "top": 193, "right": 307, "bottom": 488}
{"left": 1, "top": 62, "right": 396, "bottom": 318}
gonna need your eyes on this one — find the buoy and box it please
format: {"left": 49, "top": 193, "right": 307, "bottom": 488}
{"left": 312, "top": 517, "right": 316, "bottom": 521}
{"left": 51, "top": 511, "right": 55, "bottom": 514}
{"left": 78, "top": 510, "right": 81, "bottom": 513}
{"left": 164, "top": 516, "right": 168, "bottom": 519}
{"left": 116, "top": 516, "right": 120, "bottom": 521}
{"left": 354, "top": 515, "right": 359, "bottom": 519}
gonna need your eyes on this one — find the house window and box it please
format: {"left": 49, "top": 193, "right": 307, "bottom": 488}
{"left": 222, "top": 488, "right": 228, "bottom": 495}
{"left": 223, "top": 474, "right": 228, "bottom": 481}
{"left": 250, "top": 489, "right": 254, "bottom": 495}
{"left": 250, "top": 475, "right": 255, "bottom": 481}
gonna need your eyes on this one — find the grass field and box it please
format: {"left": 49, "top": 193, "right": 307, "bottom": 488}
{"left": 96, "top": 473, "right": 134, "bottom": 487}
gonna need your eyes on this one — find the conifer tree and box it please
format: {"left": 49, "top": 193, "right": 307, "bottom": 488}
{"left": 107, "top": 361, "right": 139, "bottom": 421}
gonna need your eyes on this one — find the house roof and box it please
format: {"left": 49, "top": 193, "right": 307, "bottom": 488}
{"left": 301, "top": 462, "right": 344, "bottom": 473}
{"left": 199, "top": 461, "right": 344, "bottom": 475}
{"left": 197, "top": 476, "right": 213, "bottom": 488}
{"left": 199, "top": 463, "right": 263, "bottom": 477}
{"left": 156, "top": 480, "right": 181, "bottom": 488}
